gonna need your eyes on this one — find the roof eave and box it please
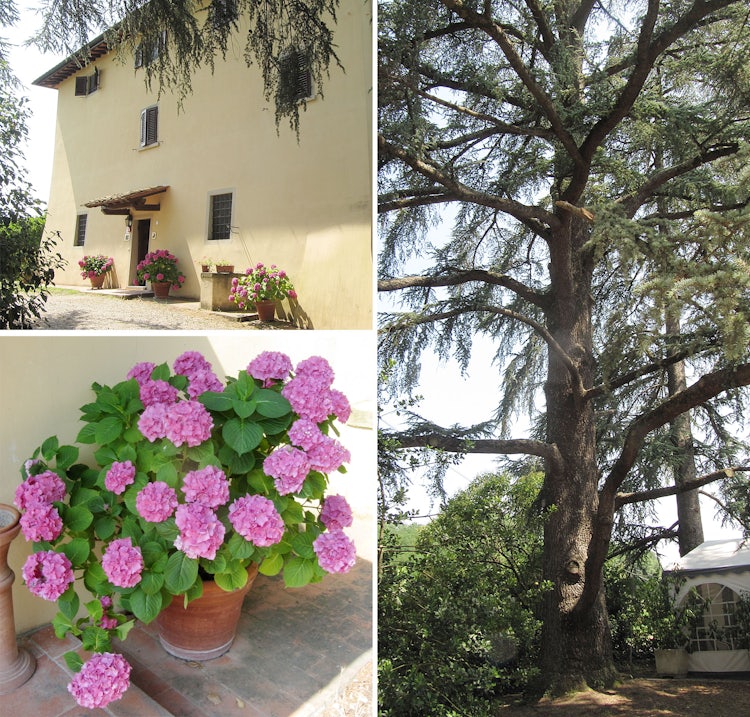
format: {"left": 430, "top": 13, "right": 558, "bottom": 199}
{"left": 32, "top": 33, "right": 110, "bottom": 89}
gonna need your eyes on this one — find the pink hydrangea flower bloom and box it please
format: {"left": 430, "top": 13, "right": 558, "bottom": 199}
{"left": 126, "top": 362, "right": 156, "bottom": 386}
{"left": 263, "top": 445, "right": 311, "bottom": 495}
{"left": 182, "top": 465, "right": 230, "bottom": 508}
{"left": 173, "top": 351, "right": 212, "bottom": 377}
{"left": 164, "top": 401, "right": 214, "bottom": 447}
{"left": 185, "top": 368, "right": 224, "bottom": 398}
{"left": 20, "top": 504, "right": 63, "bottom": 542}
{"left": 307, "top": 434, "right": 351, "bottom": 474}
{"left": 228, "top": 495, "right": 285, "bottom": 547}
{"left": 136, "top": 481, "right": 178, "bottom": 522}
{"left": 138, "top": 402, "right": 169, "bottom": 442}
{"left": 295, "top": 356, "right": 335, "bottom": 388}
{"left": 246, "top": 351, "right": 293, "bottom": 384}
{"left": 104, "top": 461, "right": 136, "bottom": 495}
{"left": 14, "top": 470, "right": 66, "bottom": 510}
{"left": 320, "top": 495, "right": 353, "bottom": 531}
{"left": 174, "top": 503, "right": 225, "bottom": 560}
{"left": 313, "top": 530, "right": 356, "bottom": 574}
{"left": 67, "top": 652, "right": 131, "bottom": 709}
{"left": 139, "top": 379, "right": 179, "bottom": 407}
{"left": 102, "top": 538, "right": 144, "bottom": 589}
{"left": 282, "top": 378, "right": 338, "bottom": 423}
{"left": 287, "top": 418, "right": 324, "bottom": 452}
{"left": 22, "top": 551, "right": 74, "bottom": 601}
{"left": 329, "top": 389, "right": 352, "bottom": 423}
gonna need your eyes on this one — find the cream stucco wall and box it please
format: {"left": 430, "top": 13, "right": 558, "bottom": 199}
{"left": 0, "top": 333, "right": 375, "bottom": 633}
{"left": 42, "top": 3, "right": 372, "bottom": 329}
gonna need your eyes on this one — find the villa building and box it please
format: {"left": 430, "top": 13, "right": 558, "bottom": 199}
{"left": 33, "top": 3, "right": 372, "bottom": 329}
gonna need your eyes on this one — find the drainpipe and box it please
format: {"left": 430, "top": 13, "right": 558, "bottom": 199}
{"left": 0, "top": 504, "right": 35, "bottom": 693}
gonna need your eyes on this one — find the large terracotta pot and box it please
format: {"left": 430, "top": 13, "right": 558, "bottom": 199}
{"left": 215, "top": 264, "right": 234, "bottom": 273}
{"left": 152, "top": 281, "right": 171, "bottom": 299}
{"left": 156, "top": 565, "right": 258, "bottom": 661}
{"left": 255, "top": 300, "right": 276, "bottom": 322}
{"left": 89, "top": 273, "right": 106, "bottom": 289}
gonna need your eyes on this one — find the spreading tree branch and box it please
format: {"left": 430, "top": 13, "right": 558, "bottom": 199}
{"left": 615, "top": 466, "right": 750, "bottom": 507}
{"left": 440, "top": 0, "right": 585, "bottom": 170}
{"left": 378, "top": 134, "right": 558, "bottom": 237}
{"left": 390, "top": 430, "right": 563, "bottom": 470}
{"left": 381, "top": 301, "right": 585, "bottom": 396}
{"left": 377, "top": 269, "right": 549, "bottom": 309}
{"left": 620, "top": 143, "right": 741, "bottom": 217}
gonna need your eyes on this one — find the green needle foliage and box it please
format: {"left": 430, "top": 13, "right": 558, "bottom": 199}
{"left": 30, "top": 0, "right": 342, "bottom": 132}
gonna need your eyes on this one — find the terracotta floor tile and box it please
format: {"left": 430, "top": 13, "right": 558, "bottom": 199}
{"left": 10, "top": 559, "right": 373, "bottom": 717}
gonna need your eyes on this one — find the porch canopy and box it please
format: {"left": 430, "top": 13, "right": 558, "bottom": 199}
{"left": 84, "top": 185, "right": 169, "bottom": 215}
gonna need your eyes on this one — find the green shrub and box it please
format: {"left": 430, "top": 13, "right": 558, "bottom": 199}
{"left": 378, "top": 473, "right": 547, "bottom": 716}
{"left": 0, "top": 217, "right": 66, "bottom": 328}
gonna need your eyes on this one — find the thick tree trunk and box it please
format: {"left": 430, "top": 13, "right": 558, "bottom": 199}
{"left": 666, "top": 314, "right": 704, "bottom": 556}
{"left": 537, "top": 218, "right": 617, "bottom": 694}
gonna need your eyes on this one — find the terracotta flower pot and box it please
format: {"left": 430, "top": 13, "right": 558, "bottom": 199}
{"left": 152, "top": 281, "right": 171, "bottom": 299}
{"left": 156, "top": 566, "right": 258, "bottom": 661}
{"left": 255, "top": 300, "right": 276, "bottom": 322}
{"left": 89, "top": 274, "right": 106, "bottom": 289}
{"left": 216, "top": 265, "right": 234, "bottom": 273}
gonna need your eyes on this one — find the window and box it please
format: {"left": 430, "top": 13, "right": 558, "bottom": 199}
{"left": 74, "top": 214, "right": 87, "bottom": 247}
{"left": 74, "top": 69, "right": 100, "bottom": 96}
{"left": 140, "top": 106, "right": 159, "bottom": 147}
{"left": 684, "top": 583, "right": 746, "bottom": 652}
{"left": 279, "top": 48, "right": 313, "bottom": 105}
{"left": 135, "top": 30, "right": 167, "bottom": 68}
{"left": 211, "top": 0, "right": 238, "bottom": 27}
{"left": 208, "top": 192, "right": 233, "bottom": 241}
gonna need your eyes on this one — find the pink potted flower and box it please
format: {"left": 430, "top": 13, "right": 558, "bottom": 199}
{"left": 15, "top": 350, "right": 355, "bottom": 710}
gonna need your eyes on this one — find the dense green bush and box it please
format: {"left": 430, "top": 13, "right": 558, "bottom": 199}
{"left": 378, "top": 472, "right": 548, "bottom": 716}
{"left": 0, "top": 217, "right": 66, "bottom": 328}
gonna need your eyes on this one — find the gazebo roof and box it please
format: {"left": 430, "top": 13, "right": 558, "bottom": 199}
{"left": 666, "top": 538, "right": 750, "bottom": 575}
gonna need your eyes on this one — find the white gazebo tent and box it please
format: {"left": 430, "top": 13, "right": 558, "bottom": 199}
{"left": 665, "top": 538, "right": 750, "bottom": 673}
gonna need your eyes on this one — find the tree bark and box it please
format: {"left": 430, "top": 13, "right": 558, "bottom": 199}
{"left": 666, "top": 313, "right": 704, "bottom": 555}
{"left": 538, "top": 216, "right": 618, "bottom": 693}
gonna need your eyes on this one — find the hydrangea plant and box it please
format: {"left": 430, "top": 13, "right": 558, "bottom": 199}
{"left": 229, "top": 262, "right": 297, "bottom": 308}
{"left": 136, "top": 249, "right": 186, "bottom": 288}
{"left": 78, "top": 255, "right": 114, "bottom": 278}
{"left": 15, "top": 350, "right": 355, "bottom": 709}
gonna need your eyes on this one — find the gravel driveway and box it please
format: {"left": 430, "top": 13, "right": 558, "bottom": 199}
{"left": 28, "top": 289, "right": 296, "bottom": 331}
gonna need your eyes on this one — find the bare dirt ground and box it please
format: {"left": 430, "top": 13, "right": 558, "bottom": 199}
{"left": 498, "top": 677, "right": 750, "bottom": 716}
